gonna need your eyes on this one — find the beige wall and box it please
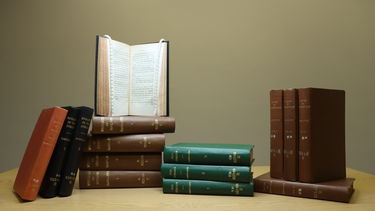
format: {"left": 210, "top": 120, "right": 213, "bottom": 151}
{"left": 1, "top": 0, "right": 374, "bottom": 174}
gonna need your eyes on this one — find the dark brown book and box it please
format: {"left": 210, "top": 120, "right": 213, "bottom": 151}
{"left": 91, "top": 116, "right": 175, "bottom": 134}
{"left": 283, "top": 89, "right": 299, "bottom": 181}
{"left": 254, "top": 172, "right": 354, "bottom": 203}
{"left": 79, "top": 170, "right": 162, "bottom": 188}
{"left": 83, "top": 134, "right": 165, "bottom": 152}
{"left": 13, "top": 107, "right": 67, "bottom": 201}
{"left": 270, "top": 90, "right": 283, "bottom": 179}
{"left": 80, "top": 153, "right": 162, "bottom": 170}
{"left": 298, "top": 88, "right": 345, "bottom": 183}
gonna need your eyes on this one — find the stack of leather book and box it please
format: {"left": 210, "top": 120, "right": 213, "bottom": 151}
{"left": 161, "top": 143, "right": 255, "bottom": 196}
{"left": 254, "top": 88, "right": 354, "bottom": 203}
{"left": 79, "top": 116, "right": 175, "bottom": 189}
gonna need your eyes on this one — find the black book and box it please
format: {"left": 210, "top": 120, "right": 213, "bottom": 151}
{"left": 39, "top": 107, "right": 80, "bottom": 198}
{"left": 58, "top": 106, "right": 93, "bottom": 197}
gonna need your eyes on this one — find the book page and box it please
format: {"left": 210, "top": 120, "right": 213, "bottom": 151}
{"left": 109, "top": 39, "right": 130, "bottom": 116}
{"left": 129, "top": 43, "right": 162, "bottom": 116}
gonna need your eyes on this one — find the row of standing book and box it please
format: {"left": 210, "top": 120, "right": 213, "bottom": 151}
{"left": 254, "top": 88, "right": 354, "bottom": 203}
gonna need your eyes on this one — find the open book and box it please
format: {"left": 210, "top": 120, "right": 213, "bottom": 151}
{"left": 95, "top": 35, "right": 169, "bottom": 116}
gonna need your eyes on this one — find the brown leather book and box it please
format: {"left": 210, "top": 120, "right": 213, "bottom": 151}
{"left": 83, "top": 134, "right": 165, "bottom": 152}
{"left": 13, "top": 107, "right": 68, "bottom": 201}
{"left": 80, "top": 153, "right": 162, "bottom": 170}
{"left": 283, "top": 89, "right": 299, "bottom": 181}
{"left": 254, "top": 172, "right": 354, "bottom": 203}
{"left": 270, "top": 90, "right": 283, "bottom": 179}
{"left": 79, "top": 170, "right": 162, "bottom": 188}
{"left": 298, "top": 88, "right": 345, "bottom": 183}
{"left": 91, "top": 116, "right": 175, "bottom": 134}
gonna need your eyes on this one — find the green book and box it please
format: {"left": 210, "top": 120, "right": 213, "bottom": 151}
{"left": 163, "top": 179, "right": 254, "bottom": 196}
{"left": 161, "top": 163, "right": 252, "bottom": 183}
{"left": 163, "top": 143, "right": 254, "bottom": 166}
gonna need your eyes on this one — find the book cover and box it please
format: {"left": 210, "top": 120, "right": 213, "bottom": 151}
{"left": 83, "top": 134, "right": 165, "bottom": 152}
{"left": 270, "top": 89, "right": 284, "bottom": 179}
{"left": 13, "top": 107, "right": 67, "bottom": 201}
{"left": 79, "top": 170, "right": 162, "bottom": 188}
{"left": 58, "top": 106, "right": 93, "bottom": 197}
{"left": 161, "top": 163, "right": 252, "bottom": 183}
{"left": 91, "top": 116, "right": 175, "bottom": 134}
{"left": 163, "top": 179, "right": 254, "bottom": 196}
{"left": 298, "top": 88, "right": 345, "bottom": 183}
{"left": 254, "top": 172, "right": 354, "bottom": 203}
{"left": 39, "top": 106, "right": 80, "bottom": 198}
{"left": 163, "top": 143, "right": 254, "bottom": 166}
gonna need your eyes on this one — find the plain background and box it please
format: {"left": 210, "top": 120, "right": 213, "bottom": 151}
{"left": 0, "top": 0, "right": 374, "bottom": 174}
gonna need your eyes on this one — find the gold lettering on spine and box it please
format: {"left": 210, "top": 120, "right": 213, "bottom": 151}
{"left": 95, "top": 171, "right": 100, "bottom": 185}
{"left": 188, "top": 181, "right": 192, "bottom": 194}
{"left": 87, "top": 171, "right": 91, "bottom": 187}
{"left": 106, "top": 171, "right": 110, "bottom": 187}
{"left": 95, "top": 155, "right": 99, "bottom": 167}
{"left": 186, "top": 167, "right": 189, "bottom": 179}
{"left": 173, "top": 167, "right": 176, "bottom": 178}
{"left": 188, "top": 150, "right": 191, "bottom": 163}
{"left": 231, "top": 168, "right": 237, "bottom": 180}
{"left": 109, "top": 117, "right": 113, "bottom": 131}
{"left": 233, "top": 152, "right": 238, "bottom": 163}
{"left": 100, "top": 117, "right": 104, "bottom": 132}
{"left": 137, "top": 155, "right": 146, "bottom": 167}
{"left": 153, "top": 119, "right": 159, "bottom": 130}
{"left": 105, "top": 155, "right": 109, "bottom": 168}
{"left": 175, "top": 182, "right": 179, "bottom": 193}
{"left": 120, "top": 117, "right": 124, "bottom": 132}
{"left": 106, "top": 138, "right": 111, "bottom": 151}
{"left": 175, "top": 151, "right": 178, "bottom": 162}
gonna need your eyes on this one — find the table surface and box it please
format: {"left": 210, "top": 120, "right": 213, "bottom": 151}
{"left": 1, "top": 166, "right": 374, "bottom": 211}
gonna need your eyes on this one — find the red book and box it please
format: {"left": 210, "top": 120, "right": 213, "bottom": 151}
{"left": 270, "top": 90, "right": 284, "bottom": 178}
{"left": 13, "top": 107, "right": 67, "bottom": 201}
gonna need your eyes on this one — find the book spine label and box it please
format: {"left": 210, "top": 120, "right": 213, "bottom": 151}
{"left": 254, "top": 177, "right": 353, "bottom": 203}
{"left": 161, "top": 163, "right": 252, "bottom": 183}
{"left": 91, "top": 116, "right": 175, "bottom": 134}
{"left": 80, "top": 153, "right": 162, "bottom": 170}
{"left": 163, "top": 179, "right": 254, "bottom": 196}
{"left": 39, "top": 107, "right": 79, "bottom": 198}
{"left": 283, "top": 89, "right": 299, "bottom": 181}
{"left": 298, "top": 89, "right": 313, "bottom": 183}
{"left": 83, "top": 134, "right": 165, "bottom": 152}
{"left": 58, "top": 107, "right": 93, "bottom": 197}
{"left": 163, "top": 147, "right": 252, "bottom": 166}
{"left": 79, "top": 171, "right": 162, "bottom": 188}
{"left": 270, "top": 90, "right": 284, "bottom": 178}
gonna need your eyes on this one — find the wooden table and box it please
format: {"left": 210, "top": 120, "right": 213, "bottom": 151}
{"left": 1, "top": 166, "right": 374, "bottom": 211}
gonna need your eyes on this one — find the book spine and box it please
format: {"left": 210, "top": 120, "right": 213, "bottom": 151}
{"left": 298, "top": 89, "right": 313, "bottom": 183}
{"left": 80, "top": 153, "right": 162, "bottom": 170}
{"left": 83, "top": 134, "right": 165, "bottom": 152}
{"left": 161, "top": 163, "right": 252, "bottom": 183}
{"left": 79, "top": 171, "right": 162, "bottom": 188}
{"left": 58, "top": 107, "right": 93, "bottom": 197}
{"left": 163, "top": 179, "right": 254, "bottom": 196}
{"left": 14, "top": 107, "right": 67, "bottom": 201}
{"left": 91, "top": 116, "right": 175, "bottom": 134}
{"left": 270, "top": 90, "right": 284, "bottom": 178}
{"left": 254, "top": 177, "right": 353, "bottom": 203}
{"left": 283, "top": 89, "right": 299, "bottom": 181}
{"left": 163, "top": 146, "right": 252, "bottom": 166}
{"left": 39, "top": 107, "right": 79, "bottom": 198}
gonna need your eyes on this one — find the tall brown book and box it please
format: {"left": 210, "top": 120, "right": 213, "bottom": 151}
{"left": 283, "top": 89, "right": 299, "bottom": 181}
{"left": 254, "top": 172, "right": 354, "bottom": 203}
{"left": 270, "top": 90, "right": 283, "bottom": 179}
{"left": 298, "top": 88, "right": 345, "bottom": 183}
{"left": 13, "top": 107, "right": 68, "bottom": 201}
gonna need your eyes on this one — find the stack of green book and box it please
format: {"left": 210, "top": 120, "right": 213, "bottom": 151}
{"left": 161, "top": 143, "right": 254, "bottom": 196}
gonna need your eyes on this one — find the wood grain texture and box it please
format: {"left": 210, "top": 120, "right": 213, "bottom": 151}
{"left": 1, "top": 166, "right": 375, "bottom": 211}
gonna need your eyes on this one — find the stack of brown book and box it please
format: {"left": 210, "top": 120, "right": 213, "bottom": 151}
{"left": 79, "top": 116, "right": 175, "bottom": 189}
{"left": 255, "top": 88, "right": 354, "bottom": 203}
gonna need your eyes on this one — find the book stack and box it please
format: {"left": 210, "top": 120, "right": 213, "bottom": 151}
{"left": 13, "top": 106, "right": 93, "bottom": 201}
{"left": 161, "top": 143, "right": 255, "bottom": 196}
{"left": 254, "top": 88, "right": 355, "bottom": 203}
{"left": 78, "top": 116, "right": 175, "bottom": 188}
